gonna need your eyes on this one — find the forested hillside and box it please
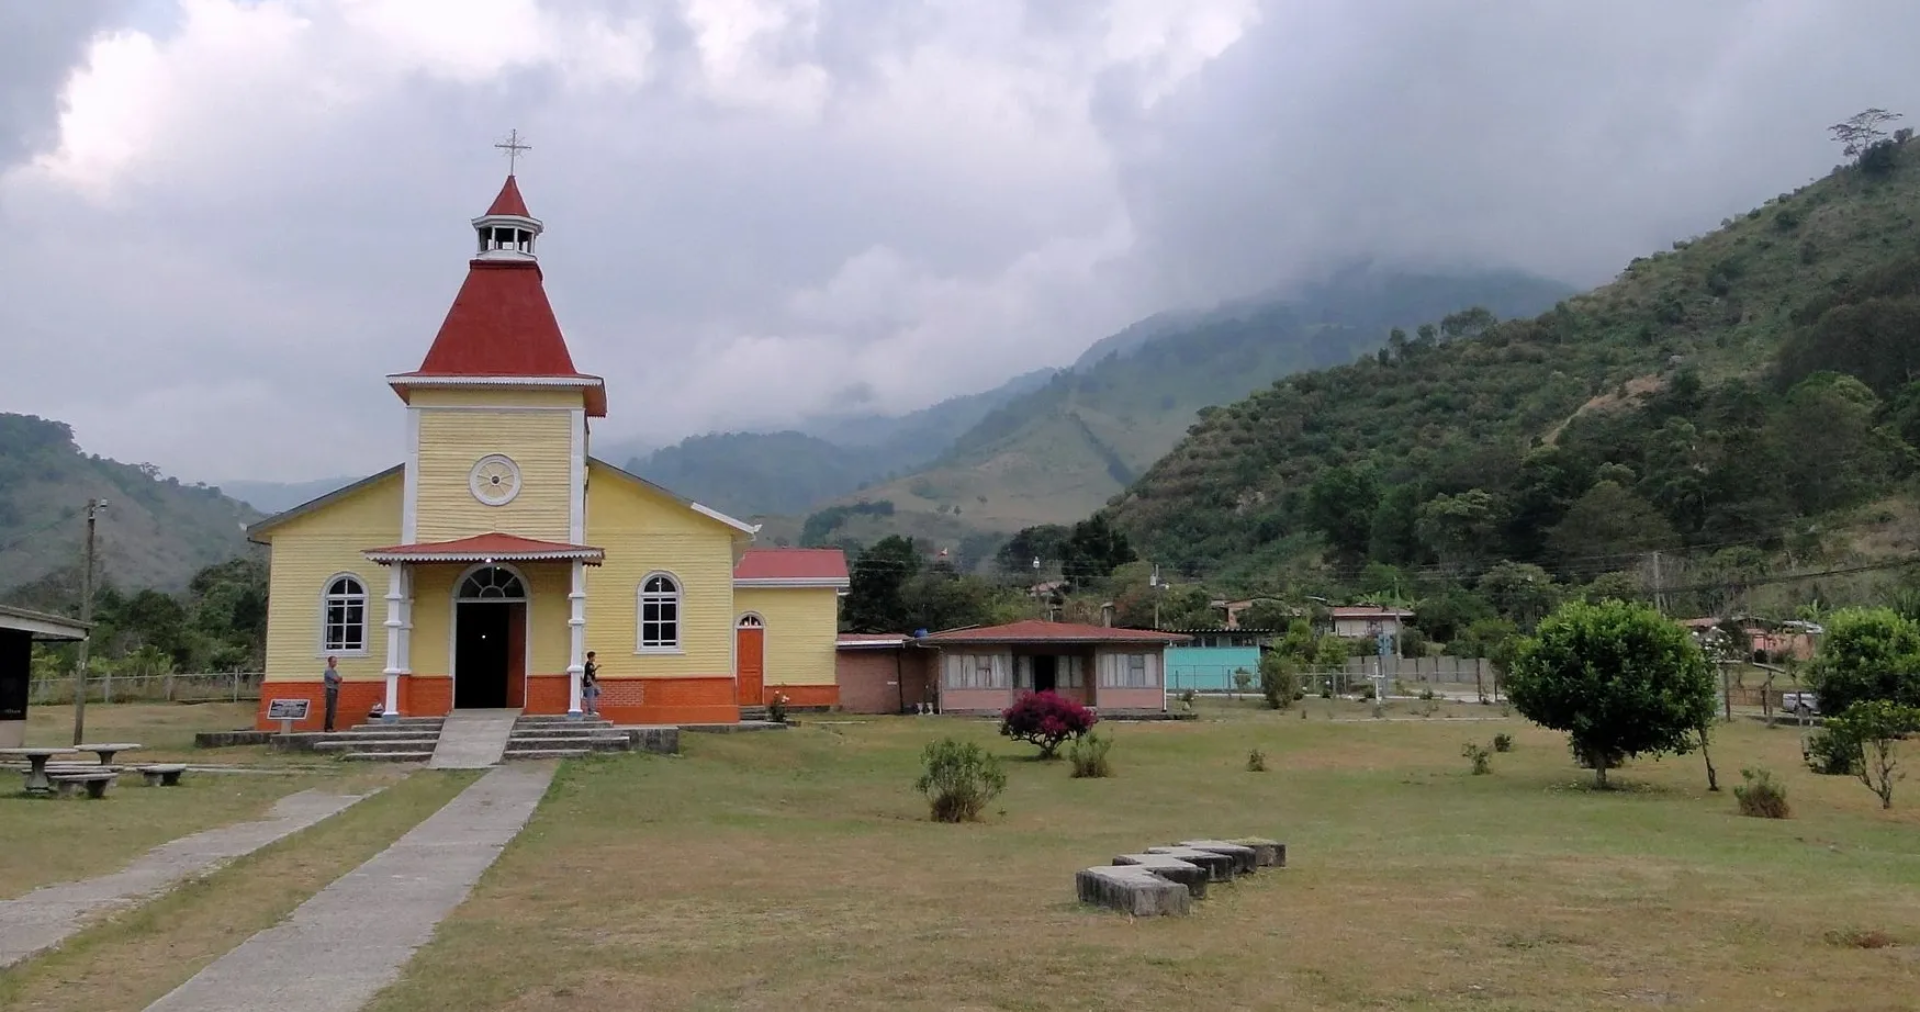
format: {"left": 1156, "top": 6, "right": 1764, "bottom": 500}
{"left": 1106, "top": 133, "right": 1920, "bottom": 609}
{"left": 0, "top": 414, "right": 259, "bottom": 593}
{"left": 825, "top": 268, "right": 1573, "bottom": 537}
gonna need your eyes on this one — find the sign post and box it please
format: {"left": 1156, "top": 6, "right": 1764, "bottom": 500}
{"left": 1373, "top": 628, "right": 1392, "bottom": 718}
{"left": 266, "top": 698, "right": 311, "bottom": 738}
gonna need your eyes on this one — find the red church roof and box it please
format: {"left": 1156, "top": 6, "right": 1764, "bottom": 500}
{"left": 919, "top": 619, "right": 1190, "bottom": 644}
{"left": 734, "top": 548, "right": 850, "bottom": 586}
{"left": 363, "top": 532, "right": 604, "bottom": 564}
{"left": 486, "top": 174, "right": 531, "bottom": 216}
{"left": 388, "top": 175, "right": 607, "bottom": 416}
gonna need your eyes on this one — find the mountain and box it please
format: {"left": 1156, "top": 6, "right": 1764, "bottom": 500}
{"left": 218, "top": 476, "right": 364, "bottom": 514}
{"left": 0, "top": 414, "right": 260, "bottom": 593}
{"left": 821, "top": 267, "right": 1574, "bottom": 539}
{"left": 1105, "top": 137, "right": 1920, "bottom": 592}
{"left": 622, "top": 369, "right": 1055, "bottom": 517}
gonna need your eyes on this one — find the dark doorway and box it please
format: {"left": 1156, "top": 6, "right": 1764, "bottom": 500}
{"left": 455, "top": 602, "right": 514, "bottom": 709}
{"left": 1033, "top": 655, "right": 1058, "bottom": 694}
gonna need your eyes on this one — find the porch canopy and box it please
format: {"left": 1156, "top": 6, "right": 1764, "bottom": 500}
{"left": 362, "top": 532, "right": 604, "bottom": 566}
{"left": 2, "top": 605, "right": 91, "bottom": 749}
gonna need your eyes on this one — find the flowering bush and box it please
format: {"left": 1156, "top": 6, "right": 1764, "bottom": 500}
{"left": 767, "top": 691, "right": 791, "bottom": 724}
{"left": 999, "top": 690, "right": 1097, "bottom": 758}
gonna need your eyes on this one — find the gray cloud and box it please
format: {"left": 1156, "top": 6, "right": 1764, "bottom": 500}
{"left": 0, "top": 1, "right": 127, "bottom": 166}
{"left": 0, "top": 0, "right": 1917, "bottom": 486}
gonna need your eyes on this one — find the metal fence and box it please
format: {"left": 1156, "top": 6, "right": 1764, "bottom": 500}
{"left": 28, "top": 672, "right": 263, "bottom": 706}
{"left": 1165, "top": 657, "right": 1498, "bottom": 695}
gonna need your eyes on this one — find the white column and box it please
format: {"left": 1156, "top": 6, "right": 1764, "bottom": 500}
{"left": 381, "top": 564, "right": 404, "bottom": 722}
{"left": 398, "top": 565, "right": 414, "bottom": 676}
{"left": 566, "top": 559, "right": 586, "bottom": 719}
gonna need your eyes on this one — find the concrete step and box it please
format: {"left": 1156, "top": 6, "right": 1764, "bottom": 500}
{"left": 348, "top": 718, "right": 445, "bottom": 730}
{"left": 503, "top": 748, "right": 590, "bottom": 760}
{"left": 507, "top": 735, "right": 630, "bottom": 751}
{"left": 506, "top": 726, "right": 618, "bottom": 740}
{"left": 339, "top": 751, "right": 431, "bottom": 763}
{"left": 313, "top": 738, "right": 438, "bottom": 753}
{"left": 512, "top": 718, "right": 615, "bottom": 730}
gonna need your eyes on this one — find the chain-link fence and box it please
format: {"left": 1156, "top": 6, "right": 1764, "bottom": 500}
{"left": 28, "top": 672, "right": 263, "bottom": 705}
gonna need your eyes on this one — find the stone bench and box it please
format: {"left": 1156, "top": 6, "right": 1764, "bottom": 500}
{"left": 1143, "top": 846, "right": 1237, "bottom": 882}
{"left": 136, "top": 764, "right": 188, "bottom": 787}
{"left": 1075, "top": 865, "right": 1192, "bottom": 917}
{"left": 1112, "top": 854, "right": 1210, "bottom": 898}
{"left": 1229, "top": 837, "right": 1287, "bottom": 868}
{"left": 49, "top": 771, "right": 117, "bottom": 799}
{"left": 1174, "top": 840, "right": 1260, "bottom": 875}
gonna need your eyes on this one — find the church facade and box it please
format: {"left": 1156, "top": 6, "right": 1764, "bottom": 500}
{"left": 248, "top": 175, "right": 847, "bottom": 729}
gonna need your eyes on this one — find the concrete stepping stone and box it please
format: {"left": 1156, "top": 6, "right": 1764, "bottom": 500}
{"left": 1176, "top": 840, "right": 1260, "bottom": 875}
{"left": 1228, "top": 837, "right": 1287, "bottom": 868}
{"left": 1112, "top": 854, "right": 1209, "bottom": 898}
{"left": 1075, "top": 865, "right": 1191, "bottom": 917}
{"left": 1144, "top": 846, "right": 1236, "bottom": 881}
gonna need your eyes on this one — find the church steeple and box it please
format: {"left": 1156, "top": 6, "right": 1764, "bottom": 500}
{"left": 471, "top": 175, "right": 541, "bottom": 262}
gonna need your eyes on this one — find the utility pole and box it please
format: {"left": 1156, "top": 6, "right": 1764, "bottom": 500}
{"left": 72, "top": 498, "right": 106, "bottom": 745}
{"left": 1650, "top": 551, "right": 1666, "bottom": 615}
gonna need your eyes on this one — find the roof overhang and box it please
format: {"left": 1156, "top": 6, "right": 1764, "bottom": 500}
{"left": 837, "top": 636, "right": 913, "bottom": 650}
{"left": 386, "top": 373, "right": 608, "bottom": 417}
{"left": 0, "top": 605, "right": 90, "bottom": 642}
{"left": 363, "top": 536, "right": 605, "bottom": 566}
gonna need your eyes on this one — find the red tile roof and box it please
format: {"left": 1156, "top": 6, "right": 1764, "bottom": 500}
{"left": 486, "top": 174, "right": 531, "bottom": 217}
{"left": 919, "top": 620, "right": 1190, "bottom": 645}
{"left": 1331, "top": 606, "right": 1414, "bottom": 618}
{"left": 734, "top": 548, "right": 850, "bottom": 584}
{"left": 363, "top": 532, "right": 603, "bottom": 564}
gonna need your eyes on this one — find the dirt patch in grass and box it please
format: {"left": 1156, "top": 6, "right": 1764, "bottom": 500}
{"left": 0, "top": 769, "right": 476, "bottom": 1012}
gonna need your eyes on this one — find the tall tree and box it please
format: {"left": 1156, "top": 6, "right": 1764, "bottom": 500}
{"left": 1829, "top": 107, "right": 1903, "bottom": 159}
{"left": 1305, "top": 465, "right": 1380, "bottom": 564}
{"left": 844, "top": 536, "right": 922, "bottom": 633}
{"left": 1545, "top": 480, "right": 1678, "bottom": 567}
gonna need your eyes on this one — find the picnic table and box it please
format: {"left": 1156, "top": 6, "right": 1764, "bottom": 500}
{"left": 1, "top": 747, "right": 80, "bottom": 794}
{"left": 73, "top": 742, "right": 143, "bottom": 766}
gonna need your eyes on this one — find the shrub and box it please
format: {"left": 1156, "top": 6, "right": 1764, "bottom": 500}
{"left": 1232, "top": 669, "right": 1254, "bottom": 695}
{"left": 915, "top": 738, "right": 1007, "bottom": 823}
{"left": 766, "top": 691, "right": 790, "bottom": 724}
{"left": 1246, "top": 747, "right": 1268, "bottom": 772}
{"left": 1068, "top": 730, "right": 1114, "bottom": 778}
{"left": 1804, "top": 727, "right": 1859, "bottom": 776}
{"left": 1462, "top": 741, "right": 1493, "bottom": 775}
{"left": 1492, "top": 732, "right": 1515, "bottom": 753}
{"left": 1827, "top": 700, "right": 1920, "bottom": 809}
{"left": 1734, "top": 766, "right": 1791, "bottom": 819}
{"left": 1258, "top": 652, "right": 1295, "bottom": 710}
{"left": 1178, "top": 688, "right": 1197, "bottom": 712}
{"left": 1419, "top": 687, "right": 1436, "bottom": 701}
{"left": 999, "top": 690, "right": 1097, "bottom": 758}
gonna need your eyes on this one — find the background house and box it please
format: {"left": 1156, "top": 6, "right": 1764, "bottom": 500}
{"left": 1163, "top": 629, "right": 1271, "bottom": 691}
{"left": 917, "top": 619, "right": 1188, "bottom": 716}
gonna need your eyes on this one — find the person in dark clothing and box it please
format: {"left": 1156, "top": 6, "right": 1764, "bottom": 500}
{"left": 322, "top": 655, "right": 342, "bottom": 732}
{"left": 582, "top": 651, "right": 600, "bottom": 716}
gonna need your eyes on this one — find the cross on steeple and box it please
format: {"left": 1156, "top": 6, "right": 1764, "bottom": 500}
{"left": 494, "top": 129, "right": 531, "bottom": 174}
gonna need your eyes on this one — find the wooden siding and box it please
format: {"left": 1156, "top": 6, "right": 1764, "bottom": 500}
{"left": 735, "top": 587, "right": 839, "bottom": 686}
{"left": 414, "top": 407, "right": 573, "bottom": 542}
{"left": 582, "top": 461, "right": 735, "bottom": 677}
{"left": 260, "top": 471, "right": 402, "bottom": 685}
{"left": 407, "top": 388, "right": 584, "bottom": 409}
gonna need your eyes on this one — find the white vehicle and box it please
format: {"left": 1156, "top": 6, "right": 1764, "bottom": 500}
{"left": 1781, "top": 691, "right": 1820, "bottom": 716}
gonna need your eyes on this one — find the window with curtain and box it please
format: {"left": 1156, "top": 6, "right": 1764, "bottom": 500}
{"left": 322, "top": 575, "right": 368, "bottom": 653}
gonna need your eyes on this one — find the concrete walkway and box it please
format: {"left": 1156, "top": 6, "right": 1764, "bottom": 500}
{"left": 145, "top": 762, "right": 555, "bottom": 1012}
{"left": 0, "top": 787, "right": 375, "bottom": 968}
{"left": 427, "top": 708, "right": 520, "bottom": 769}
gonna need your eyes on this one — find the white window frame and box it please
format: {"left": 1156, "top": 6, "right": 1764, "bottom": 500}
{"left": 320, "top": 573, "right": 370, "bottom": 656}
{"left": 637, "top": 572, "right": 683, "bottom": 654}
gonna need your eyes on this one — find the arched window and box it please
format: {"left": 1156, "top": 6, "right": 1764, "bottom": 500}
{"left": 458, "top": 566, "right": 526, "bottom": 600}
{"left": 639, "top": 574, "right": 681, "bottom": 650}
{"left": 322, "top": 575, "right": 368, "bottom": 653}
{"left": 737, "top": 614, "right": 764, "bottom": 629}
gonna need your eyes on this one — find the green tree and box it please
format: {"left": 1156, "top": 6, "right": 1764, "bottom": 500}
{"left": 844, "top": 536, "right": 921, "bottom": 632}
{"left": 1237, "top": 599, "right": 1296, "bottom": 631}
{"left": 1060, "top": 514, "right": 1136, "bottom": 590}
{"left": 1829, "top": 107, "right": 1903, "bottom": 160}
{"left": 1805, "top": 607, "right": 1920, "bottom": 716}
{"left": 1305, "top": 465, "right": 1379, "bottom": 563}
{"left": 1505, "top": 600, "right": 1717, "bottom": 788}
{"left": 1767, "top": 372, "right": 1906, "bottom": 515}
{"left": 1545, "top": 480, "right": 1677, "bottom": 566}
{"left": 1415, "top": 489, "right": 1503, "bottom": 576}
{"left": 1826, "top": 700, "right": 1920, "bottom": 809}
{"left": 1477, "top": 561, "right": 1560, "bottom": 629}
{"left": 1367, "top": 485, "right": 1424, "bottom": 564}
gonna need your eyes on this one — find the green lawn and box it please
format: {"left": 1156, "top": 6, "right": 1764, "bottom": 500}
{"left": 365, "top": 702, "right": 1920, "bottom": 1012}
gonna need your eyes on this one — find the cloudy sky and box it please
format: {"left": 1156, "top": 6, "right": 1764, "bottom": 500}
{"left": 1, "top": 0, "right": 1915, "bottom": 483}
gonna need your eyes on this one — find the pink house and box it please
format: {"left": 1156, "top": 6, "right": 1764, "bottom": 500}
{"left": 918, "top": 619, "right": 1190, "bottom": 716}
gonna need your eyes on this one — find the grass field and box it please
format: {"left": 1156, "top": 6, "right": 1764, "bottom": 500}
{"left": 361, "top": 700, "right": 1920, "bottom": 1012}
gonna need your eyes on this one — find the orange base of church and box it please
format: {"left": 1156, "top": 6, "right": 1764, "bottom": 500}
{"left": 764, "top": 684, "right": 838, "bottom": 708}
{"left": 253, "top": 675, "right": 755, "bottom": 730}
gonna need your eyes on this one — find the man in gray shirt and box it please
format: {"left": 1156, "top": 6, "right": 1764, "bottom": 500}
{"left": 322, "top": 655, "right": 342, "bottom": 732}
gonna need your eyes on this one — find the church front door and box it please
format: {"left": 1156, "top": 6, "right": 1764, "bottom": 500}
{"left": 455, "top": 602, "right": 519, "bottom": 709}
{"left": 736, "top": 615, "right": 765, "bottom": 707}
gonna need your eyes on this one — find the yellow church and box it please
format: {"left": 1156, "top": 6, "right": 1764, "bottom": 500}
{"left": 247, "top": 174, "right": 849, "bottom": 729}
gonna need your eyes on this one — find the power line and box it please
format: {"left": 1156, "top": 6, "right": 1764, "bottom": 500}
{"left": 0, "top": 509, "right": 81, "bottom": 558}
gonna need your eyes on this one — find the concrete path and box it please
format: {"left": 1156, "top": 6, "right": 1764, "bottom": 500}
{"left": 427, "top": 708, "right": 520, "bottom": 769}
{"left": 0, "top": 787, "right": 375, "bottom": 968}
{"left": 145, "top": 762, "right": 555, "bottom": 1012}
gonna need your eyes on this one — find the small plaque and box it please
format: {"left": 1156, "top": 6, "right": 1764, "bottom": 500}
{"left": 266, "top": 698, "right": 311, "bottom": 721}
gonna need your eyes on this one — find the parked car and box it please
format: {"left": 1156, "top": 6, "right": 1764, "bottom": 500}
{"left": 1781, "top": 691, "right": 1820, "bottom": 715}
